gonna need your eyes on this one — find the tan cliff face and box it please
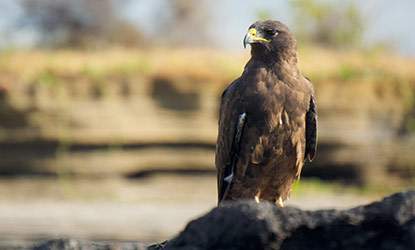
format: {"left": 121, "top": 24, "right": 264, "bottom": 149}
{"left": 0, "top": 48, "right": 414, "bottom": 184}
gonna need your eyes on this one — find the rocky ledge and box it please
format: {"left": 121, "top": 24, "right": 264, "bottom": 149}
{"left": 29, "top": 190, "right": 415, "bottom": 250}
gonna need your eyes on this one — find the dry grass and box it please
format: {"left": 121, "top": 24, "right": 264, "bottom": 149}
{"left": 0, "top": 48, "right": 248, "bottom": 85}
{"left": 298, "top": 46, "right": 415, "bottom": 80}
{"left": 1, "top": 47, "right": 414, "bottom": 85}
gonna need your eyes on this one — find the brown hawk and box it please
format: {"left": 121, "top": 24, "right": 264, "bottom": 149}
{"left": 215, "top": 20, "right": 317, "bottom": 207}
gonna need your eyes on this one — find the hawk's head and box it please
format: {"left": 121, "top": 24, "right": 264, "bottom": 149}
{"left": 244, "top": 20, "right": 297, "bottom": 62}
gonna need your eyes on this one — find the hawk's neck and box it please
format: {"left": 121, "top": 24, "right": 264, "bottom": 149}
{"left": 245, "top": 55, "right": 300, "bottom": 82}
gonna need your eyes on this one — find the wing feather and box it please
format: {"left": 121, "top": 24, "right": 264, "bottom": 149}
{"left": 305, "top": 94, "right": 317, "bottom": 161}
{"left": 215, "top": 82, "right": 238, "bottom": 202}
{"left": 219, "top": 112, "right": 246, "bottom": 202}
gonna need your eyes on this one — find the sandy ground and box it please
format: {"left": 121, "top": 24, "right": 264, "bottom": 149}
{"left": 0, "top": 174, "right": 380, "bottom": 248}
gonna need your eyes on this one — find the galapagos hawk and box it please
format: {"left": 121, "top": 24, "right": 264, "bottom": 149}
{"left": 215, "top": 20, "right": 317, "bottom": 207}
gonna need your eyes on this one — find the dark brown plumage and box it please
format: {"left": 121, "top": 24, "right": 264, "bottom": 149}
{"left": 215, "top": 20, "right": 317, "bottom": 206}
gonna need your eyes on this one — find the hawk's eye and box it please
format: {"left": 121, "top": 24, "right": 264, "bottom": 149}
{"left": 265, "top": 29, "right": 277, "bottom": 36}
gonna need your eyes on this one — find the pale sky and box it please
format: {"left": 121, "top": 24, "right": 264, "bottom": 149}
{"left": 1, "top": 0, "right": 414, "bottom": 56}
{"left": 121, "top": 0, "right": 415, "bottom": 55}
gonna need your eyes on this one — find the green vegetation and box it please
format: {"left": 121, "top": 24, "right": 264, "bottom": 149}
{"left": 290, "top": 0, "right": 364, "bottom": 48}
{"left": 255, "top": 8, "right": 273, "bottom": 21}
{"left": 38, "top": 70, "right": 60, "bottom": 86}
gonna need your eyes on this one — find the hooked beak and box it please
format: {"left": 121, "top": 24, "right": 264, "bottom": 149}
{"left": 243, "top": 34, "right": 250, "bottom": 49}
{"left": 243, "top": 28, "right": 271, "bottom": 49}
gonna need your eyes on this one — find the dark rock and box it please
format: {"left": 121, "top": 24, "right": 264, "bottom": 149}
{"left": 18, "top": 191, "right": 415, "bottom": 250}
{"left": 31, "top": 238, "right": 146, "bottom": 250}
{"left": 148, "top": 240, "right": 169, "bottom": 250}
{"left": 163, "top": 190, "right": 415, "bottom": 250}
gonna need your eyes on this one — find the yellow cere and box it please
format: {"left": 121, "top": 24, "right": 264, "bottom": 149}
{"left": 249, "top": 28, "right": 257, "bottom": 37}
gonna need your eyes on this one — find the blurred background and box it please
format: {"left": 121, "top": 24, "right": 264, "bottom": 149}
{"left": 0, "top": 0, "right": 414, "bottom": 248}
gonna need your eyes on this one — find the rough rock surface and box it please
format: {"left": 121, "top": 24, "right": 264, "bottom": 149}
{"left": 160, "top": 190, "right": 415, "bottom": 250}
{"left": 18, "top": 190, "right": 415, "bottom": 250}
